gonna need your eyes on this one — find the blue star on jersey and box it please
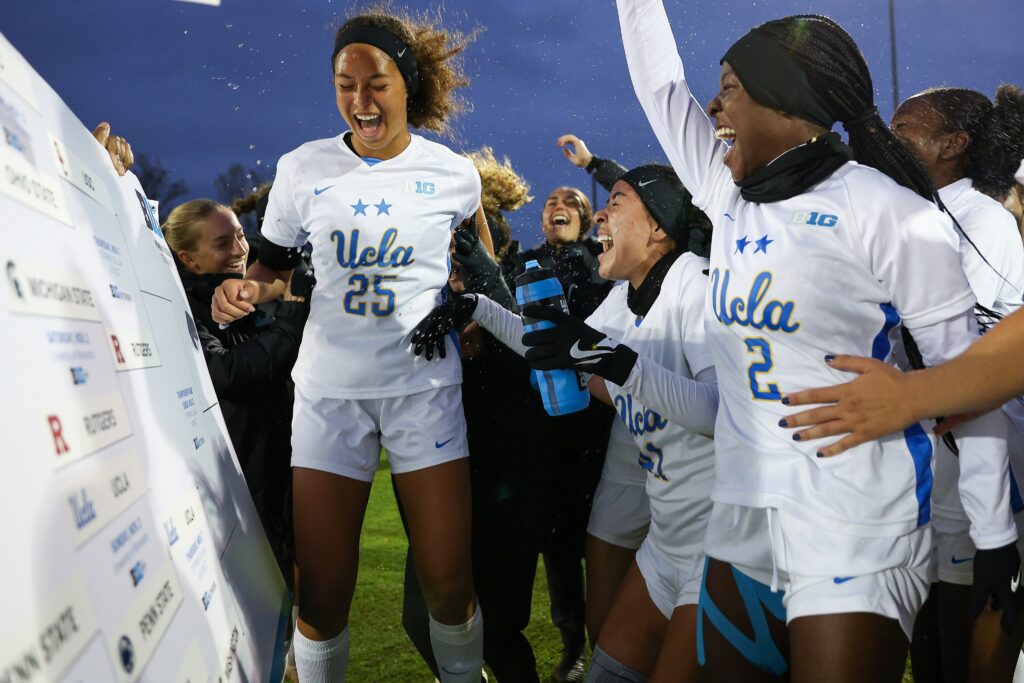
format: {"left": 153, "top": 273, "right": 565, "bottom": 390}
{"left": 754, "top": 235, "right": 774, "bottom": 253}
{"left": 735, "top": 235, "right": 751, "bottom": 254}
{"left": 351, "top": 198, "right": 368, "bottom": 216}
{"left": 374, "top": 198, "right": 393, "bottom": 216}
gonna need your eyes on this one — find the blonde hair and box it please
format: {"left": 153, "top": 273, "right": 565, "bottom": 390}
{"left": 464, "top": 146, "right": 532, "bottom": 216}
{"left": 162, "top": 199, "right": 224, "bottom": 255}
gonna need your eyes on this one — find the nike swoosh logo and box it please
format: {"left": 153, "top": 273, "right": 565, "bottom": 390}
{"left": 724, "top": 213, "right": 736, "bottom": 221}
{"left": 951, "top": 555, "right": 974, "bottom": 565}
{"left": 638, "top": 179, "right": 657, "bottom": 187}
{"left": 397, "top": 48, "right": 407, "bottom": 57}
{"left": 1012, "top": 571, "right": 1021, "bottom": 593}
{"left": 568, "top": 341, "right": 615, "bottom": 365}
{"left": 314, "top": 185, "right": 335, "bottom": 196}
{"left": 435, "top": 438, "right": 455, "bottom": 449}
{"left": 833, "top": 576, "right": 855, "bottom": 584}
{"left": 441, "top": 667, "right": 469, "bottom": 676}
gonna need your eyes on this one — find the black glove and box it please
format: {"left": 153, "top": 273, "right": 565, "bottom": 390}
{"left": 521, "top": 304, "right": 638, "bottom": 386}
{"left": 410, "top": 291, "right": 478, "bottom": 361}
{"left": 973, "top": 542, "right": 1021, "bottom": 636}
{"left": 453, "top": 225, "right": 515, "bottom": 310}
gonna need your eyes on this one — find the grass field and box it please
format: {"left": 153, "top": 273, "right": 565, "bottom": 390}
{"left": 344, "top": 457, "right": 567, "bottom": 682}
{"left": 330, "top": 456, "right": 919, "bottom": 682}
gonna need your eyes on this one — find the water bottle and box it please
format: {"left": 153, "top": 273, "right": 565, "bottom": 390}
{"left": 515, "top": 260, "right": 591, "bottom": 416}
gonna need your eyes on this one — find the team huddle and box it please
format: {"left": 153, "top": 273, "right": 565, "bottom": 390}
{"left": 199, "top": 1, "right": 1024, "bottom": 681}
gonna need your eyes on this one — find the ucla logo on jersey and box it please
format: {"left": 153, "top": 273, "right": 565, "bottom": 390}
{"left": 710, "top": 269, "right": 800, "bottom": 333}
{"left": 789, "top": 211, "right": 839, "bottom": 228}
{"left": 331, "top": 227, "right": 415, "bottom": 269}
{"left": 403, "top": 180, "right": 436, "bottom": 195}
{"left": 614, "top": 393, "right": 669, "bottom": 438}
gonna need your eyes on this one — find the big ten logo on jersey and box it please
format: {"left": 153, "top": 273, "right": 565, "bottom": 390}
{"left": 789, "top": 211, "right": 839, "bottom": 228}
{"left": 403, "top": 179, "right": 436, "bottom": 195}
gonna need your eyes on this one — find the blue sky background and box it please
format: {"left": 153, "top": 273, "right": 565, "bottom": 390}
{"left": 3, "top": 0, "right": 1021, "bottom": 244}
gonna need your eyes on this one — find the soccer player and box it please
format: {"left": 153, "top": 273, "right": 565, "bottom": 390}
{"left": 210, "top": 9, "right": 488, "bottom": 682}
{"left": 411, "top": 164, "right": 719, "bottom": 681}
{"left": 890, "top": 85, "right": 1024, "bottom": 682}
{"left": 615, "top": 0, "right": 1020, "bottom": 680}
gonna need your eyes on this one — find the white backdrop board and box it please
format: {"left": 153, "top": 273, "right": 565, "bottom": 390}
{"left": 0, "top": 32, "right": 288, "bottom": 683}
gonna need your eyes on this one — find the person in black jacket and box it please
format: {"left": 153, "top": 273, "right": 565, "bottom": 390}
{"left": 163, "top": 198, "right": 310, "bottom": 581}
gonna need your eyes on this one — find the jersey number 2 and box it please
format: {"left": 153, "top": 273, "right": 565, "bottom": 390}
{"left": 344, "top": 274, "right": 396, "bottom": 316}
{"left": 744, "top": 337, "right": 782, "bottom": 401}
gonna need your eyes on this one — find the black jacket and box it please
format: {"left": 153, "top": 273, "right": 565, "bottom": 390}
{"left": 180, "top": 268, "right": 307, "bottom": 570}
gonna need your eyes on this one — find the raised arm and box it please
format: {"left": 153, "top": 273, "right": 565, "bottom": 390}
{"left": 616, "top": 0, "right": 727, "bottom": 197}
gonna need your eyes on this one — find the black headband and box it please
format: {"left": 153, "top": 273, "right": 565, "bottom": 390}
{"left": 620, "top": 166, "right": 689, "bottom": 245}
{"left": 722, "top": 28, "right": 834, "bottom": 129}
{"left": 333, "top": 24, "right": 419, "bottom": 97}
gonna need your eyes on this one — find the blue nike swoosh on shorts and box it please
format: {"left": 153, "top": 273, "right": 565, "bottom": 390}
{"left": 435, "top": 437, "right": 455, "bottom": 449}
{"left": 951, "top": 555, "right": 975, "bottom": 565}
{"left": 833, "top": 576, "right": 855, "bottom": 584}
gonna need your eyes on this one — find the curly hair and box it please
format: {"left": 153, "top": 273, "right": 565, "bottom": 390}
{"left": 231, "top": 182, "right": 272, "bottom": 216}
{"left": 917, "top": 84, "right": 1024, "bottom": 198}
{"left": 335, "top": 4, "right": 477, "bottom": 134}
{"left": 464, "top": 147, "right": 532, "bottom": 216}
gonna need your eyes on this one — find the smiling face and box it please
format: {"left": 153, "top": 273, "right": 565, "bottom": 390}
{"left": 179, "top": 208, "right": 249, "bottom": 276}
{"left": 890, "top": 96, "right": 952, "bottom": 184}
{"left": 541, "top": 187, "right": 589, "bottom": 245}
{"left": 593, "top": 181, "right": 671, "bottom": 288}
{"left": 706, "top": 62, "right": 825, "bottom": 181}
{"left": 334, "top": 43, "right": 411, "bottom": 159}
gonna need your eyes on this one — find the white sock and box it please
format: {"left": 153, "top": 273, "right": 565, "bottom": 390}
{"left": 429, "top": 605, "right": 483, "bottom": 683}
{"left": 293, "top": 623, "right": 349, "bottom": 683}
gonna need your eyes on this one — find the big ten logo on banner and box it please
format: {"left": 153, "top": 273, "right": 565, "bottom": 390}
{"left": 166, "top": 487, "right": 246, "bottom": 683}
{"left": 0, "top": 576, "right": 100, "bottom": 682}
{"left": 60, "top": 449, "right": 146, "bottom": 546}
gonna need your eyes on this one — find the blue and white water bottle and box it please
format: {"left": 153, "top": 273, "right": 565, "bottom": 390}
{"left": 515, "top": 260, "right": 591, "bottom": 416}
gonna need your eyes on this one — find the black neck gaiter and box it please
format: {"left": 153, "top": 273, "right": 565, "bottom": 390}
{"left": 737, "top": 132, "right": 852, "bottom": 203}
{"left": 627, "top": 251, "right": 681, "bottom": 318}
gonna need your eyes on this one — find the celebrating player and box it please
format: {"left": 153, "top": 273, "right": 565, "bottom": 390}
{"left": 211, "top": 9, "right": 488, "bottom": 682}
{"left": 411, "top": 164, "right": 719, "bottom": 681}
{"left": 889, "top": 85, "right": 1024, "bottom": 681}
{"left": 616, "top": 1, "right": 1020, "bottom": 681}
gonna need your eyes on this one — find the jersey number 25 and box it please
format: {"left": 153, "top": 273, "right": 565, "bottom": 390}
{"left": 344, "top": 274, "right": 396, "bottom": 317}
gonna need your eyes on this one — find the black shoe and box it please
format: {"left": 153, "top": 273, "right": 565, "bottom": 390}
{"left": 549, "top": 651, "right": 585, "bottom": 683}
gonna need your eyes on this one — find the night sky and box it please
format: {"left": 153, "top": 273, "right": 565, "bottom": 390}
{"left": 3, "top": 0, "right": 1021, "bottom": 245}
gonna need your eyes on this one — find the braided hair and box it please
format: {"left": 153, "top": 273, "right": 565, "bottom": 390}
{"left": 916, "top": 85, "right": 1024, "bottom": 199}
{"left": 755, "top": 15, "right": 935, "bottom": 200}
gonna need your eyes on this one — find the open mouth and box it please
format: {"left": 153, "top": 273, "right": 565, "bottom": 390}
{"left": 551, "top": 213, "right": 570, "bottom": 227}
{"left": 225, "top": 259, "right": 245, "bottom": 271}
{"left": 354, "top": 113, "right": 383, "bottom": 137}
{"left": 714, "top": 126, "right": 736, "bottom": 142}
{"left": 596, "top": 233, "right": 614, "bottom": 254}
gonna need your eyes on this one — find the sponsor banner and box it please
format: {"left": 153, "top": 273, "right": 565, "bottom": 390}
{"left": 0, "top": 36, "right": 39, "bottom": 110}
{"left": 0, "top": 576, "right": 98, "bottom": 682}
{"left": 0, "top": 142, "right": 71, "bottom": 224}
{"left": 1, "top": 255, "right": 100, "bottom": 321}
{"left": 173, "top": 640, "right": 208, "bottom": 683}
{"left": 43, "top": 391, "right": 133, "bottom": 468}
{"left": 108, "top": 562, "right": 183, "bottom": 682}
{"left": 49, "top": 132, "right": 114, "bottom": 214}
{"left": 63, "top": 449, "right": 146, "bottom": 546}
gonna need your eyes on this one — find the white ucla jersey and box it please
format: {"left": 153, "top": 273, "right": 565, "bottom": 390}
{"left": 602, "top": 255, "right": 716, "bottom": 565}
{"left": 928, "top": 179, "right": 1024, "bottom": 528}
{"left": 940, "top": 178, "right": 1024, "bottom": 320}
{"left": 619, "top": 0, "right": 1016, "bottom": 550}
{"left": 587, "top": 281, "right": 648, "bottom": 486}
{"left": 261, "top": 133, "right": 480, "bottom": 398}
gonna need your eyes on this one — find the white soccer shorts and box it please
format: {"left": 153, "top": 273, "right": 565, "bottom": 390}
{"left": 587, "top": 476, "right": 651, "bottom": 550}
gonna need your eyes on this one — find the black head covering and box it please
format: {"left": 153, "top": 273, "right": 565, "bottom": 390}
{"left": 619, "top": 165, "right": 690, "bottom": 245}
{"left": 333, "top": 24, "right": 419, "bottom": 96}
